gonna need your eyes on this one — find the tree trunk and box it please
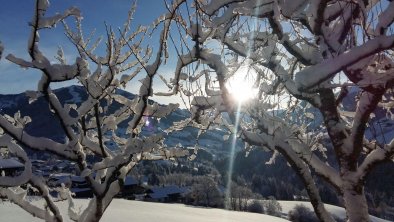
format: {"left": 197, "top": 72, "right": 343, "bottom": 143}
{"left": 274, "top": 145, "right": 336, "bottom": 222}
{"left": 343, "top": 184, "right": 370, "bottom": 222}
{"left": 78, "top": 197, "right": 104, "bottom": 222}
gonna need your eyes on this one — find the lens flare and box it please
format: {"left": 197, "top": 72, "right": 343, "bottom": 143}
{"left": 225, "top": 66, "right": 258, "bottom": 103}
{"left": 224, "top": 103, "right": 242, "bottom": 209}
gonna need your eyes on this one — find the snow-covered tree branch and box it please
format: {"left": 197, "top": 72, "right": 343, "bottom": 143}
{"left": 156, "top": 0, "right": 394, "bottom": 221}
{"left": 0, "top": 0, "right": 190, "bottom": 221}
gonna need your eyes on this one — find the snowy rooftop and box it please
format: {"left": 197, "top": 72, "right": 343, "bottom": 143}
{"left": 70, "top": 187, "right": 91, "bottom": 193}
{"left": 147, "top": 185, "right": 189, "bottom": 199}
{"left": 124, "top": 176, "right": 138, "bottom": 186}
{"left": 0, "top": 158, "right": 24, "bottom": 169}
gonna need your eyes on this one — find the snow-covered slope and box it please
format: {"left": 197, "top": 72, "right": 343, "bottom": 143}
{"left": 1, "top": 199, "right": 390, "bottom": 222}
{"left": 0, "top": 199, "right": 289, "bottom": 222}
{"left": 278, "top": 201, "right": 390, "bottom": 222}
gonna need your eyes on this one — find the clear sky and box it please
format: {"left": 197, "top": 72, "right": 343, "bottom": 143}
{"left": 0, "top": 0, "right": 182, "bottom": 104}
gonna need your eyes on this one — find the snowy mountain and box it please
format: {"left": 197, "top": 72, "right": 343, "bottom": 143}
{"left": 280, "top": 86, "right": 394, "bottom": 145}
{"left": 0, "top": 85, "right": 242, "bottom": 158}
{"left": 342, "top": 87, "right": 394, "bottom": 144}
{"left": 1, "top": 85, "right": 393, "bottom": 160}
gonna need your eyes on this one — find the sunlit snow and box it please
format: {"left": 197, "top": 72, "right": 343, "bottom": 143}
{"left": 0, "top": 199, "right": 289, "bottom": 222}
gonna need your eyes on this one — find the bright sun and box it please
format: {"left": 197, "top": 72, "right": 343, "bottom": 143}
{"left": 225, "top": 66, "right": 258, "bottom": 103}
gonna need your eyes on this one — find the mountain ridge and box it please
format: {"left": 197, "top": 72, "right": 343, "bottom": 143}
{"left": 0, "top": 85, "right": 241, "bottom": 157}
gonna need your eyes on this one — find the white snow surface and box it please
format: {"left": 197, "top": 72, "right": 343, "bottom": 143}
{"left": 0, "top": 198, "right": 390, "bottom": 222}
{"left": 278, "top": 201, "right": 389, "bottom": 222}
{"left": 0, "top": 198, "right": 289, "bottom": 222}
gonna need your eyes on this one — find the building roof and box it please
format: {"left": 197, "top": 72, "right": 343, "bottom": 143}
{"left": 147, "top": 185, "right": 188, "bottom": 199}
{"left": 0, "top": 158, "right": 24, "bottom": 169}
{"left": 70, "top": 187, "right": 91, "bottom": 193}
{"left": 70, "top": 176, "right": 86, "bottom": 183}
{"left": 148, "top": 191, "right": 168, "bottom": 199}
{"left": 124, "top": 176, "right": 139, "bottom": 186}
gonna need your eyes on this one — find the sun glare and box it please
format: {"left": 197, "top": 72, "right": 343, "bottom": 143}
{"left": 225, "top": 66, "right": 258, "bottom": 103}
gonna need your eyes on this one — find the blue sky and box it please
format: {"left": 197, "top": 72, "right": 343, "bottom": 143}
{"left": 0, "top": 0, "right": 181, "bottom": 104}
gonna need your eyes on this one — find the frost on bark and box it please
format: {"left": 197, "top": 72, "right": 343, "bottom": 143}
{"left": 157, "top": 0, "right": 394, "bottom": 222}
{"left": 0, "top": 0, "right": 190, "bottom": 221}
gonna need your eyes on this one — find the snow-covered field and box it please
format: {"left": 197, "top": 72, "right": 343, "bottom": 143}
{"left": 0, "top": 198, "right": 289, "bottom": 222}
{"left": 0, "top": 199, "right": 390, "bottom": 222}
{"left": 278, "top": 201, "right": 389, "bottom": 222}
